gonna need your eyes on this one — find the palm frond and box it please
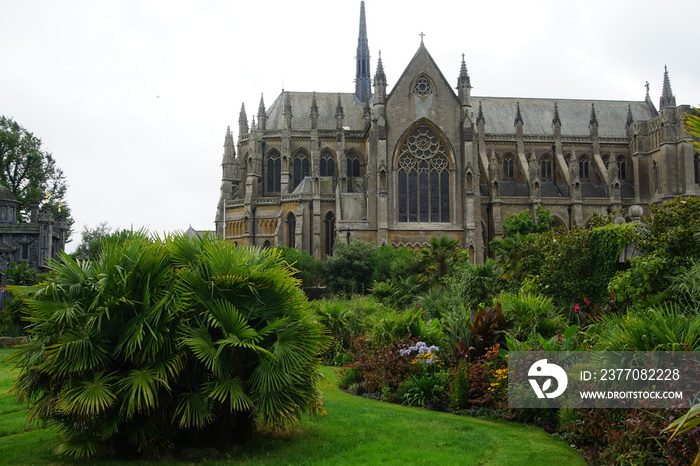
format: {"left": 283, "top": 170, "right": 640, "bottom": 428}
{"left": 204, "top": 377, "right": 253, "bottom": 412}
{"left": 57, "top": 372, "right": 118, "bottom": 417}
{"left": 116, "top": 369, "right": 166, "bottom": 415}
{"left": 174, "top": 391, "right": 214, "bottom": 428}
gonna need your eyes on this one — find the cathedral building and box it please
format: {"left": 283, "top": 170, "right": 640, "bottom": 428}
{"left": 215, "top": 1, "right": 698, "bottom": 263}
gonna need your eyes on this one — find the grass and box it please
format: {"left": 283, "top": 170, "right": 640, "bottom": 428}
{"left": 0, "top": 349, "right": 585, "bottom": 465}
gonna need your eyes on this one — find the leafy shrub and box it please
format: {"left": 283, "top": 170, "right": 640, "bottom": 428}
{"left": 640, "top": 196, "right": 700, "bottom": 262}
{"left": 609, "top": 254, "right": 669, "bottom": 308}
{"left": 498, "top": 291, "right": 567, "bottom": 340}
{"left": 449, "top": 345, "right": 505, "bottom": 410}
{"left": 370, "top": 245, "right": 419, "bottom": 283}
{"left": 366, "top": 308, "right": 443, "bottom": 347}
{"left": 323, "top": 240, "right": 378, "bottom": 294}
{"left": 667, "top": 259, "right": 700, "bottom": 311}
{"left": 344, "top": 337, "right": 418, "bottom": 396}
{"left": 275, "top": 246, "right": 324, "bottom": 287}
{"left": 3, "top": 261, "right": 37, "bottom": 285}
{"left": 312, "top": 299, "right": 365, "bottom": 365}
{"left": 417, "top": 236, "right": 464, "bottom": 287}
{"left": 591, "top": 303, "right": 700, "bottom": 351}
{"left": 447, "top": 259, "right": 506, "bottom": 309}
{"left": 467, "top": 303, "right": 510, "bottom": 358}
{"left": 9, "top": 234, "right": 329, "bottom": 459}
{"left": 559, "top": 408, "right": 700, "bottom": 465}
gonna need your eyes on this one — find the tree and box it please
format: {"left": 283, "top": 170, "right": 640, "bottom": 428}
{"left": 0, "top": 116, "right": 72, "bottom": 235}
{"left": 500, "top": 206, "right": 554, "bottom": 237}
{"left": 323, "top": 239, "right": 379, "bottom": 294}
{"left": 71, "top": 222, "right": 136, "bottom": 260}
{"left": 9, "top": 234, "right": 329, "bottom": 459}
{"left": 418, "top": 236, "right": 463, "bottom": 286}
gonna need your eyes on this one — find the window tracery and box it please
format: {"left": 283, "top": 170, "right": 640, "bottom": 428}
{"left": 413, "top": 76, "right": 432, "bottom": 96}
{"left": 397, "top": 124, "right": 450, "bottom": 223}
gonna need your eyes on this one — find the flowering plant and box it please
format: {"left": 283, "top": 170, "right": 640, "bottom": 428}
{"left": 400, "top": 341, "right": 440, "bottom": 365}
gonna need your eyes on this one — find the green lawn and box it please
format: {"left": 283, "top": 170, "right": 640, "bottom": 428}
{"left": 0, "top": 349, "right": 585, "bottom": 465}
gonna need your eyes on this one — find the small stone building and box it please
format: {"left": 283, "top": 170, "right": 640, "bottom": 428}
{"left": 0, "top": 186, "right": 67, "bottom": 279}
{"left": 215, "top": 1, "right": 699, "bottom": 263}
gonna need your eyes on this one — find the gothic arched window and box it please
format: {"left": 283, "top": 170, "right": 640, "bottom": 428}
{"left": 320, "top": 150, "right": 335, "bottom": 177}
{"left": 347, "top": 151, "right": 361, "bottom": 178}
{"left": 579, "top": 156, "right": 590, "bottom": 180}
{"left": 397, "top": 123, "right": 451, "bottom": 223}
{"left": 541, "top": 155, "right": 553, "bottom": 180}
{"left": 653, "top": 160, "right": 659, "bottom": 192}
{"left": 265, "top": 150, "right": 281, "bottom": 194}
{"left": 324, "top": 211, "right": 335, "bottom": 256}
{"left": 292, "top": 151, "right": 310, "bottom": 189}
{"left": 695, "top": 153, "right": 700, "bottom": 185}
{"left": 503, "top": 154, "right": 514, "bottom": 180}
{"left": 617, "top": 156, "right": 627, "bottom": 181}
{"left": 286, "top": 212, "right": 296, "bottom": 248}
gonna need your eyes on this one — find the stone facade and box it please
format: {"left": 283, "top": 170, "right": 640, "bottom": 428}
{"left": 0, "top": 187, "right": 67, "bottom": 279}
{"left": 215, "top": 2, "right": 699, "bottom": 263}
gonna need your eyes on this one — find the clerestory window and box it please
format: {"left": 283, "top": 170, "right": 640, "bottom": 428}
{"left": 265, "top": 150, "right": 281, "bottom": 194}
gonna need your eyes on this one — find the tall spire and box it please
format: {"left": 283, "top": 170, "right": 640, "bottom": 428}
{"left": 659, "top": 65, "right": 676, "bottom": 109}
{"left": 224, "top": 126, "right": 235, "bottom": 159}
{"left": 355, "top": 1, "right": 371, "bottom": 104}
{"left": 457, "top": 53, "right": 471, "bottom": 105}
{"left": 238, "top": 103, "right": 248, "bottom": 136}
{"left": 257, "top": 93, "right": 267, "bottom": 130}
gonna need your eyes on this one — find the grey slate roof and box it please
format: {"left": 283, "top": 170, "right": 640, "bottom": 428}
{"left": 475, "top": 97, "right": 656, "bottom": 138}
{"left": 265, "top": 92, "right": 367, "bottom": 131}
{"left": 263, "top": 92, "right": 657, "bottom": 139}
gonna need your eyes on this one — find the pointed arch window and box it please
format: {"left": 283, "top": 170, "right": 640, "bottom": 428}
{"left": 320, "top": 150, "right": 335, "bottom": 177}
{"left": 324, "top": 211, "right": 335, "bottom": 256}
{"left": 292, "top": 151, "right": 310, "bottom": 189}
{"left": 265, "top": 149, "right": 281, "bottom": 194}
{"left": 347, "top": 151, "right": 361, "bottom": 177}
{"left": 346, "top": 151, "right": 364, "bottom": 192}
{"left": 286, "top": 212, "right": 296, "bottom": 248}
{"left": 541, "top": 155, "right": 553, "bottom": 180}
{"left": 397, "top": 123, "right": 451, "bottom": 223}
{"left": 579, "top": 156, "right": 590, "bottom": 180}
{"left": 617, "top": 156, "right": 627, "bottom": 181}
{"left": 503, "top": 154, "right": 514, "bottom": 180}
{"left": 653, "top": 160, "right": 659, "bottom": 192}
{"left": 695, "top": 153, "right": 700, "bottom": 185}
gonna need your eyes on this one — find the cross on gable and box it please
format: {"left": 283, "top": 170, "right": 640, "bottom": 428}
{"left": 419, "top": 32, "right": 425, "bottom": 43}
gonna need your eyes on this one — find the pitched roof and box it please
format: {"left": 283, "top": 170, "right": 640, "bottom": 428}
{"left": 475, "top": 97, "right": 655, "bottom": 138}
{"left": 265, "top": 92, "right": 367, "bottom": 131}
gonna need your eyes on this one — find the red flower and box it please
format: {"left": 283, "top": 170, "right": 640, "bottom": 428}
{"left": 583, "top": 297, "right": 590, "bottom": 305}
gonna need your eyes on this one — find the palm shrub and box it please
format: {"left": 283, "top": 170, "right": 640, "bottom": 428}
{"left": 498, "top": 291, "right": 568, "bottom": 340}
{"left": 591, "top": 303, "right": 700, "bottom": 351}
{"left": 9, "top": 234, "right": 329, "bottom": 459}
{"left": 365, "top": 307, "right": 444, "bottom": 347}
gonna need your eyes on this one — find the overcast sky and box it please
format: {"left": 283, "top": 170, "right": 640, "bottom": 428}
{"left": 2, "top": 0, "right": 698, "bottom": 252}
